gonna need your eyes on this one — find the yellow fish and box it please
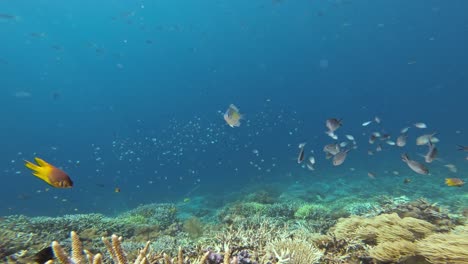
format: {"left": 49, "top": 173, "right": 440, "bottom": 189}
{"left": 223, "top": 104, "right": 242, "bottom": 127}
{"left": 25, "top": 157, "right": 73, "bottom": 188}
{"left": 445, "top": 178, "right": 464, "bottom": 187}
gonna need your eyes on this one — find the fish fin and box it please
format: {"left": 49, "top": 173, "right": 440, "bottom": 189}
{"left": 34, "top": 157, "right": 51, "bottom": 168}
{"left": 401, "top": 153, "right": 409, "bottom": 162}
{"left": 24, "top": 160, "right": 40, "bottom": 171}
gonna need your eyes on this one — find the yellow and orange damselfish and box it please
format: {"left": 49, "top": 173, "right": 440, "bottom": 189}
{"left": 24, "top": 157, "right": 73, "bottom": 188}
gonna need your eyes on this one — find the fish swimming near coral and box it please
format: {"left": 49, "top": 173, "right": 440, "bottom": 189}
{"left": 424, "top": 141, "right": 438, "bottom": 163}
{"left": 223, "top": 104, "right": 242, "bottom": 127}
{"left": 445, "top": 178, "right": 464, "bottom": 187}
{"left": 401, "top": 153, "right": 429, "bottom": 175}
{"left": 24, "top": 157, "right": 73, "bottom": 188}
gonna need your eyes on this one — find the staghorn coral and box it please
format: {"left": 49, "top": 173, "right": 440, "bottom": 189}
{"left": 48, "top": 231, "right": 152, "bottom": 264}
{"left": 416, "top": 225, "right": 468, "bottom": 264}
{"left": 264, "top": 238, "right": 323, "bottom": 264}
{"left": 293, "top": 203, "right": 329, "bottom": 220}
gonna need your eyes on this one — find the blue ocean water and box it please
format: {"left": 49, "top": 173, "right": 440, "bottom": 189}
{"left": 1, "top": 0, "right": 467, "bottom": 217}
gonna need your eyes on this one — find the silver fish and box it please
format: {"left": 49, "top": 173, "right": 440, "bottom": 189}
{"left": 333, "top": 150, "right": 350, "bottom": 166}
{"left": 362, "top": 120, "right": 373, "bottom": 126}
{"left": 297, "top": 143, "right": 306, "bottom": 164}
{"left": 416, "top": 133, "right": 437, "bottom": 146}
{"left": 323, "top": 144, "right": 340, "bottom": 155}
{"left": 396, "top": 134, "right": 407, "bottom": 147}
{"left": 414, "top": 122, "right": 427, "bottom": 129}
{"left": 400, "top": 126, "right": 410, "bottom": 134}
{"left": 401, "top": 153, "right": 429, "bottom": 175}
{"left": 424, "top": 142, "right": 438, "bottom": 163}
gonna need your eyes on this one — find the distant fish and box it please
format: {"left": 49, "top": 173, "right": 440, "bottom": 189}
{"left": 403, "top": 178, "right": 412, "bottom": 184}
{"left": 444, "top": 164, "right": 457, "bottom": 173}
{"left": 14, "top": 91, "right": 32, "bottom": 98}
{"left": 424, "top": 141, "right": 438, "bottom": 163}
{"left": 323, "top": 143, "right": 340, "bottom": 156}
{"left": 367, "top": 172, "right": 376, "bottom": 179}
{"left": 223, "top": 104, "right": 243, "bottom": 128}
{"left": 306, "top": 156, "right": 315, "bottom": 170}
{"left": 386, "top": 140, "right": 396, "bottom": 146}
{"left": 400, "top": 126, "right": 411, "bottom": 134}
{"left": 401, "top": 153, "right": 429, "bottom": 175}
{"left": 362, "top": 120, "right": 373, "bottom": 127}
{"left": 297, "top": 143, "right": 306, "bottom": 164}
{"left": 345, "top": 134, "right": 355, "bottom": 141}
{"left": 24, "top": 157, "right": 73, "bottom": 188}
{"left": 333, "top": 149, "right": 350, "bottom": 166}
{"left": 414, "top": 122, "right": 427, "bottom": 129}
{"left": 326, "top": 118, "right": 342, "bottom": 133}
{"left": 457, "top": 145, "right": 468, "bottom": 152}
{"left": 416, "top": 133, "right": 437, "bottom": 146}
{"left": 0, "top": 13, "right": 16, "bottom": 20}
{"left": 396, "top": 134, "right": 407, "bottom": 147}
{"left": 374, "top": 116, "right": 381, "bottom": 124}
{"left": 445, "top": 178, "right": 464, "bottom": 187}
{"left": 325, "top": 130, "right": 338, "bottom": 140}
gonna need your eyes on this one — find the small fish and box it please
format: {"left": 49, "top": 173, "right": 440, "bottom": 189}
{"left": 416, "top": 132, "right": 437, "bottom": 146}
{"left": 386, "top": 140, "right": 396, "bottom": 146}
{"left": 424, "top": 141, "right": 438, "bottom": 163}
{"left": 297, "top": 143, "right": 306, "bottom": 163}
{"left": 403, "top": 178, "right": 412, "bottom": 184}
{"left": 401, "top": 153, "right": 429, "bottom": 175}
{"left": 25, "top": 158, "right": 73, "bottom": 188}
{"left": 0, "top": 13, "right": 16, "bottom": 20}
{"left": 115, "top": 187, "right": 121, "bottom": 193}
{"left": 183, "top": 197, "right": 191, "bottom": 203}
{"left": 369, "top": 135, "right": 377, "bottom": 144}
{"left": 444, "top": 164, "right": 457, "bottom": 173}
{"left": 333, "top": 149, "right": 350, "bottom": 166}
{"left": 396, "top": 134, "right": 407, "bottom": 147}
{"left": 400, "top": 126, "right": 411, "bottom": 134}
{"left": 223, "top": 104, "right": 243, "bottom": 127}
{"left": 30, "top": 247, "right": 54, "bottom": 264}
{"left": 376, "top": 144, "right": 382, "bottom": 152}
{"left": 362, "top": 120, "right": 373, "bottom": 127}
{"left": 367, "top": 172, "right": 376, "bottom": 179}
{"left": 457, "top": 145, "right": 468, "bottom": 152}
{"left": 308, "top": 156, "right": 316, "bottom": 166}
{"left": 445, "top": 178, "right": 464, "bottom": 187}
{"left": 345, "top": 134, "right": 355, "bottom": 141}
{"left": 323, "top": 144, "right": 340, "bottom": 155}
{"left": 326, "top": 118, "right": 342, "bottom": 133}
{"left": 374, "top": 116, "right": 381, "bottom": 124}
{"left": 339, "top": 141, "right": 348, "bottom": 148}
{"left": 368, "top": 150, "right": 374, "bottom": 156}
{"left": 325, "top": 130, "right": 338, "bottom": 140}
{"left": 414, "top": 122, "right": 427, "bottom": 129}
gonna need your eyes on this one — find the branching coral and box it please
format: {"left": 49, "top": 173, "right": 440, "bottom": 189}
{"left": 265, "top": 238, "right": 323, "bottom": 264}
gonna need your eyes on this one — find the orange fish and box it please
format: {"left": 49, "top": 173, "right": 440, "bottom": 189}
{"left": 445, "top": 178, "right": 464, "bottom": 187}
{"left": 24, "top": 158, "right": 73, "bottom": 188}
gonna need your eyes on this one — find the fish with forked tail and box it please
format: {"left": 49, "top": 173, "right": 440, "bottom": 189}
{"left": 401, "top": 153, "right": 429, "bottom": 175}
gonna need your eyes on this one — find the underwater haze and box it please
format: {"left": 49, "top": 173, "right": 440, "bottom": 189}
{"left": 1, "top": 0, "right": 467, "bottom": 220}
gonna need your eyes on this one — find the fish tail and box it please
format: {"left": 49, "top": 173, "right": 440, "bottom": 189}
{"left": 24, "top": 160, "right": 40, "bottom": 172}
{"left": 401, "top": 153, "right": 409, "bottom": 163}
{"left": 34, "top": 157, "right": 50, "bottom": 167}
